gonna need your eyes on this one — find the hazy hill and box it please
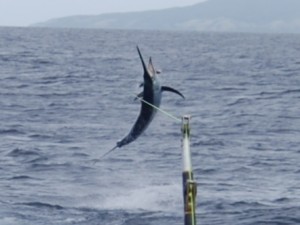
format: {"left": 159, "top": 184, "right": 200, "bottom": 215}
{"left": 32, "top": 0, "right": 300, "bottom": 33}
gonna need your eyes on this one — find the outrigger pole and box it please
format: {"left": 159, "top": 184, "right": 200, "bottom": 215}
{"left": 181, "top": 116, "right": 197, "bottom": 225}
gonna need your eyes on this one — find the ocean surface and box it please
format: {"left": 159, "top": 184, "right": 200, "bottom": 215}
{"left": 0, "top": 27, "right": 299, "bottom": 225}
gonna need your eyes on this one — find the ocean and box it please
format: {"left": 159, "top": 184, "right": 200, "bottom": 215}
{"left": 0, "top": 27, "right": 299, "bottom": 225}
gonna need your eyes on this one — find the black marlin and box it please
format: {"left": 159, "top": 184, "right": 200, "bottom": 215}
{"left": 101, "top": 46, "right": 184, "bottom": 158}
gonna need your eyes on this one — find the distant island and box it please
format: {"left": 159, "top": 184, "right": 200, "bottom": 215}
{"left": 32, "top": 0, "right": 300, "bottom": 33}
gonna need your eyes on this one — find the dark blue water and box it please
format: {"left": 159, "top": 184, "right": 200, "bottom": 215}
{"left": 0, "top": 27, "right": 300, "bottom": 225}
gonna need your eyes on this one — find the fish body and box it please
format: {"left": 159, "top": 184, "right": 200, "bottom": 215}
{"left": 101, "top": 47, "right": 184, "bottom": 158}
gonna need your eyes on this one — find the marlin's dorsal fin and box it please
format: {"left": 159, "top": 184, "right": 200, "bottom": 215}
{"left": 162, "top": 86, "right": 185, "bottom": 99}
{"left": 148, "top": 57, "right": 156, "bottom": 76}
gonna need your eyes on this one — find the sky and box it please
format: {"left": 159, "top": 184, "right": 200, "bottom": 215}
{"left": 0, "top": 0, "right": 206, "bottom": 27}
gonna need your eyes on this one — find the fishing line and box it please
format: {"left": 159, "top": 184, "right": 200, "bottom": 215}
{"left": 134, "top": 94, "right": 181, "bottom": 122}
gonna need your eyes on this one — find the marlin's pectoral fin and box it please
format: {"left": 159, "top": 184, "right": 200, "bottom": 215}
{"left": 162, "top": 86, "right": 185, "bottom": 99}
{"left": 134, "top": 91, "right": 143, "bottom": 101}
{"left": 139, "top": 82, "right": 144, "bottom": 88}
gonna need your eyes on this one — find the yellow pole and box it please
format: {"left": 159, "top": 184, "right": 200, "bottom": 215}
{"left": 181, "top": 115, "right": 197, "bottom": 225}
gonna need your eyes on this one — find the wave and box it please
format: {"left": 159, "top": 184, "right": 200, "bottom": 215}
{"left": 267, "top": 128, "right": 300, "bottom": 134}
{"left": 192, "top": 138, "right": 225, "bottom": 147}
{"left": 255, "top": 89, "right": 300, "bottom": 99}
{"left": 28, "top": 134, "right": 54, "bottom": 140}
{"left": 29, "top": 162, "right": 72, "bottom": 171}
{"left": 281, "top": 89, "right": 300, "bottom": 95}
{"left": 227, "top": 97, "right": 252, "bottom": 106}
{"left": 6, "top": 148, "right": 48, "bottom": 164}
{"left": 194, "top": 168, "right": 218, "bottom": 174}
{"left": 213, "top": 87, "right": 248, "bottom": 92}
{"left": 0, "top": 129, "right": 24, "bottom": 135}
{"left": 8, "top": 175, "right": 33, "bottom": 180}
{"left": 6, "top": 148, "right": 40, "bottom": 157}
{"left": 21, "top": 202, "right": 64, "bottom": 210}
